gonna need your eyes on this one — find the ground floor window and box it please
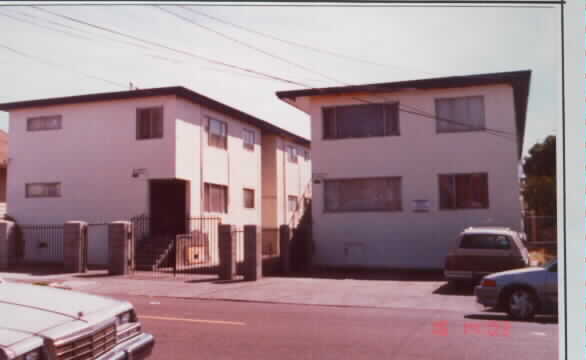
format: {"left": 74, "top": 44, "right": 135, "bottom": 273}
{"left": 324, "top": 177, "right": 402, "bottom": 212}
{"left": 204, "top": 183, "right": 228, "bottom": 213}
{"left": 243, "top": 188, "right": 255, "bottom": 209}
{"left": 288, "top": 195, "right": 298, "bottom": 212}
{"left": 26, "top": 182, "right": 61, "bottom": 198}
{"left": 438, "top": 173, "right": 488, "bottom": 209}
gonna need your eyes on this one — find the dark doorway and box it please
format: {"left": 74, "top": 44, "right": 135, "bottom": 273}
{"left": 149, "top": 179, "right": 188, "bottom": 237}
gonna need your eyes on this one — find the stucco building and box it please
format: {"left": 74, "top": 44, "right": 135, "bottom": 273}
{"left": 0, "top": 87, "right": 310, "bottom": 265}
{"left": 276, "top": 70, "right": 531, "bottom": 270}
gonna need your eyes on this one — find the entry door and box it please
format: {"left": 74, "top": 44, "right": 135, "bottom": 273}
{"left": 149, "top": 180, "right": 188, "bottom": 237}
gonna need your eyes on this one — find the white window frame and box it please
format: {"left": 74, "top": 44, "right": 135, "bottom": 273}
{"left": 208, "top": 118, "right": 228, "bottom": 150}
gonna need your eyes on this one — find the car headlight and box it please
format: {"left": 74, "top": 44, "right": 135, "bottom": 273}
{"left": 116, "top": 311, "right": 136, "bottom": 327}
{"left": 15, "top": 349, "right": 42, "bottom": 360}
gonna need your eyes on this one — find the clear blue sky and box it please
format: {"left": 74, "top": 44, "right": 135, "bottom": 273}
{"left": 0, "top": 4, "right": 560, "bottom": 156}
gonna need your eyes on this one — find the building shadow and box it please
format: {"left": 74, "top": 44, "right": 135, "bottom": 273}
{"left": 288, "top": 268, "right": 445, "bottom": 282}
{"left": 465, "top": 313, "right": 558, "bottom": 324}
{"left": 432, "top": 282, "right": 476, "bottom": 296}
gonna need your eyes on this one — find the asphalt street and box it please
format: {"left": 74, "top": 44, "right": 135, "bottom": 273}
{"left": 117, "top": 294, "right": 558, "bottom": 360}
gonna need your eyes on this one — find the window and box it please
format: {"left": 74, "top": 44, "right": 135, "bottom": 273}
{"left": 459, "top": 234, "right": 511, "bottom": 250}
{"left": 243, "top": 188, "right": 255, "bottom": 209}
{"left": 136, "top": 107, "right": 163, "bottom": 139}
{"left": 324, "top": 177, "right": 402, "bottom": 212}
{"left": 287, "top": 146, "right": 298, "bottom": 163}
{"left": 322, "top": 103, "right": 399, "bottom": 140}
{"left": 435, "top": 96, "right": 485, "bottom": 133}
{"left": 439, "top": 173, "right": 489, "bottom": 210}
{"left": 288, "top": 196, "right": 298, "bottom": 212}
{"left": 208, "top": 118, "right": 228, "bottom": 149}
{"left": 304, "top": 150, "right": 310, "bottom": 161}
{"left": 204, "top": 183, "right": 228, "bottom": 213}
{"left": 27, "top": 115, "right": 62, "bottom": 131}
{"left": 243, "top": 129, "right": 255, "bottom": 151}
{"left": 26, "top": 183, "right": 61, "bottom": 198}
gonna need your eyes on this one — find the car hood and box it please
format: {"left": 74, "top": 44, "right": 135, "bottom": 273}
{"left": 486, "top": 266, "right": 545, "bottom": 279}
{"left": 0, "top": 281, "right": 122, "bottom": 345}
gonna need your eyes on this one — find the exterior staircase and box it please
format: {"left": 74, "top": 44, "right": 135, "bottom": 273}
{"left": 135, "top": 236, "right": 175, "bottom": 271}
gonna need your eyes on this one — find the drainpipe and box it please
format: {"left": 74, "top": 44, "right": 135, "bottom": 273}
{"left": 200, "top": 115, "right": 204, "bottom": 218}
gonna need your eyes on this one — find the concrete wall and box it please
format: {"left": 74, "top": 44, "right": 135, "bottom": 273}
{"left": 302, "top": 84, "right": 522, "bottom": 269}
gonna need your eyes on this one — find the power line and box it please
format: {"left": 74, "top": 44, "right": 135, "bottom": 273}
{"left": 157, "top": 6, "right": 344, "bottom": 86}
{"left": 180, "top": 6, "right": 440, "bottom": 77}
{"left": 32, "top": 6, "right": 310, "bottom": 88}
{"left": 0, "top": 43, "right": 127, "bottom": 89}
{"left": 20, "top": 7, "right": 517, "bottom": 141}
{"left": 0, "top": 10, "right": 95, "bottom": 42}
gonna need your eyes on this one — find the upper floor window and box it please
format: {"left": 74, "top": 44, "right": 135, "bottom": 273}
{"left": 304, "top": 150, "right": 310, "bottom": 161}
{"left": 435, "top": 96, "right": 485, "bottom": 133}
{"left": 243, "top": 129, "right": 255, "bottom": 151}
{"left": 438, "top": 173, "right": 488, "bottom": 210}
{"left": 136, "top": 107, "right": 163, "bottom": 139}
{"left": 322, "top": 103, "right": 399, "bottom": 140}
{"left": 26, "top": 182, "right": 61, "bottom": 198}
{"left": 287, "top": 146, "right": 298, "bottom": 163}
{"left": 204, "top": 183, "right": 228, "bottom": 213}
{"left": 27, "top": 115, "right": 62, "bottom": 131}
{"left": 324, "top": 177, "right": 402, "bottom": 212}
{"left": 208, "top": 118, "right": 228, "bottom": 149}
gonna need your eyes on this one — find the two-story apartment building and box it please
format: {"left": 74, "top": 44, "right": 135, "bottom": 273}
{"left": 0, "top": 86, "right": 310, "bottom": 265}
{"left": 276, "top": 70, "right": 531, "bottom": 270}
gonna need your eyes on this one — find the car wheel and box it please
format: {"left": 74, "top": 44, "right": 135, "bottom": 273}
{"left": 506, "top": 288, "right": 538, "bottom": 321}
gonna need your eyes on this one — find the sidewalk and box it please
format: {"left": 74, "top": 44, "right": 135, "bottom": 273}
{"left": 0, "top": 267, "right": 480, "bottom": 313}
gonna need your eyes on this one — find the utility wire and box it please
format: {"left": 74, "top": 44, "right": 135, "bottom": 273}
{"left": 0, "top": 10, "right": 95, "bottom": 42}
{"left": 23, "top": 6, "right": 517, "bottom": 141}
{"left": 164, "top": 6, "right": 513, "bottom": 139}
{"left": 180, "top": 6, "right": 440, "bottom": 77}
{"left": 0, "top": 43, "right": 127, "bottom": 89}
{"left": 157, "top": 6, "right": 345, "bottom": 85}
{"left": 32, "top": 6, "right": 310, "bottom": 88}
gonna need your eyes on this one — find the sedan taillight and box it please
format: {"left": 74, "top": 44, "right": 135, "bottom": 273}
{"left": 481, "top": 279, "right": 497, "bottom": 287}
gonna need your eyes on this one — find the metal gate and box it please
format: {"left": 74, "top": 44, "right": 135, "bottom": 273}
{"left": 130, "top": 216, "right": 221, "bottom": 279}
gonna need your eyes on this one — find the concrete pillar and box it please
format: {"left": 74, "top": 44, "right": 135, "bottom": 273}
{"left": 243, "top": 225, "right": 262, "bottom": 281}
{"left": 108, "top": 221, "right": 134, "bottom": 275}
{"left": 64, "top": 221, "right": 88, "bottom": 273}
{"left": 219, "top": 224, "right": 236, "bottom": 281}
{"left": 0, "top": 220, "right": 14, "bottom": 270}
{"left": 279, "top": 225, "right": 291, "bottom": 275}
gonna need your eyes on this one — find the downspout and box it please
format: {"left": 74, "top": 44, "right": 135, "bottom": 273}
{"left": 200, "top": 115, "right": 204, "bottom": 218}
{"left": 283, "top": 140, "right": 287, "bottom": 227}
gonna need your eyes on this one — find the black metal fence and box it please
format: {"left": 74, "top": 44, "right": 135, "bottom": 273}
{"left": 129, "top": 216, "right": 222, "bottom": 278}
{"left": 19, "top": 224, "right": 65, "bottom": 264}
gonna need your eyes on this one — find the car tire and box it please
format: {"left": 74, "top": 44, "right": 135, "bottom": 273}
{"left": 506, "top": 287, "right": 538, "bottom": 321}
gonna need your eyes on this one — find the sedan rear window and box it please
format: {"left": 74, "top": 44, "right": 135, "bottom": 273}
{"left": 459, "top": 234, "right": 511, "bottom": 250}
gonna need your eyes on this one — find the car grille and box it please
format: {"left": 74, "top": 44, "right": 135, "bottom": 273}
{"left": 56, "top": 324, "right": 117, "bottom": 360}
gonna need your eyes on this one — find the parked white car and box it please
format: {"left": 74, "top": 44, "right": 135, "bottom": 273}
{"left": 0, "top": 278, "right": 154, "bottom": 360}
{"left": 474, "top": 260, "right": 557, "bottom": 321}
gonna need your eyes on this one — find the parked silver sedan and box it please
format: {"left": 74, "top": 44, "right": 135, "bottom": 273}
{"left": 0, "top": 278, "right": 154, "bottom": 360}
{"left": 474, "top": 260, "right": 557, "bottom": 321}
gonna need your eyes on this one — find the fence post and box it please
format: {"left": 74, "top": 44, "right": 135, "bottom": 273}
{"left": 108, "top": 221, "right": 134, "bottom": 275}
{"left": 244, "top": 225, "right": 262, "bottom": 281}
{"left": 219, "top": 224, "right": 236, "bottom": 280}
{"left": 0, "top": 220, "right": 14, "bottom": 270}
{"left": 279, "top": 225, "right": 291, "bottom": 275}
{"left": 64, "top": 221, "right": 88, "bottom": 273}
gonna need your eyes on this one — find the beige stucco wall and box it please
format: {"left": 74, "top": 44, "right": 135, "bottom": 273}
{"left": 261, "top": 134, "right": 311, "bottom": 230}
{"left": 175, "top": 99, "right": 262, "bottom": 228}
{"left": 301, "top": 84, "right": 522, "bottom": 269}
